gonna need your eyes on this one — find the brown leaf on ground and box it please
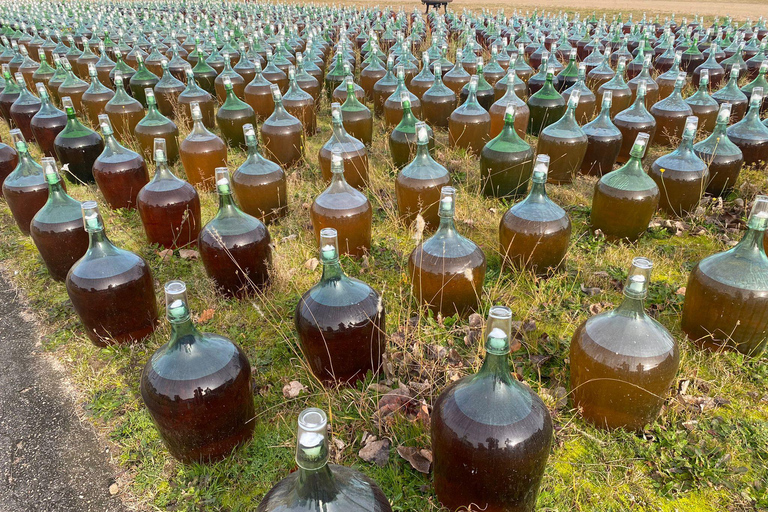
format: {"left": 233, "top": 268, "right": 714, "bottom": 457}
{"left": 282, "top": 380, "right": 307, "bottom": 399}
{"left": 157, "top": 248, "right": 173, "bottom": 261}
{"left": 359, "top": 438, "right": 390, "bottom": 467}
{"left": 676, "top": 287, "right": 686, "bottom": 296}
{"left": 377, "top": 387, "right": 419, "bottom": 417}
{"left": 197, "top": 308, "right": 215, "bottom": 324}
{"left": 676, "top": 394, "right": 730, "bottom": 413}
{"left": 397, "top": 446, "right": 432, "bottom": 474}
{"left": 179, "top": 249, "right": 199, "bottom": 260}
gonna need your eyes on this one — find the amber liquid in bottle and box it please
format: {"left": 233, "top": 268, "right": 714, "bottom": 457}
{"left": 198, "top": 171, "right": 272, "bottom": 298}
{"left": 30, "top": 160, "right": 89, "bottom": 281}
{"left": 180, "top": 103, "right": 227, "bottom": 190}
{"left": 232, "top": 124, "right": 288, "bottom": 224}
{"left": 93, "top": 117, "right": 149, "bottom": 210}
{"left": 260, "top": 84, "right": 304, "bottom": 169}
{"left": 137, "top": 141, "right": 201, "bottom": 249}
{"left": 140, "top": 280, "right": 255, "bottom": 463}
{"left": 409, "top": 187, "right": 486, "bottom": 319}
{"left": 500, "top": 156, "right": 572, "bottom": 276}
{"left": 311, "top": 149, "right": 372, "bottom": 258}
{"left": 294, "top": 228, "right": 386, "bottom": 385}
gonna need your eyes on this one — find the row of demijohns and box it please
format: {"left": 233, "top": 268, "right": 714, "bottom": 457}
{"left": 1, "top": 4, "right": 768, "bottom": 511}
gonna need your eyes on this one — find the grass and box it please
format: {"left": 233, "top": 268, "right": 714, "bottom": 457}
{"left": 2, "top": 24, "right": 768, "bottom": 512}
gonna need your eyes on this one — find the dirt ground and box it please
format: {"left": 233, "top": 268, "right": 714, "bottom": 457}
{"left": 335, "top": 0, "right": 765, "bottom": 20}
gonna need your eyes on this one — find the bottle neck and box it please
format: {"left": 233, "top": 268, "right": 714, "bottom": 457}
{"left": 615, "top": 293, "right": 647, "bottom": 318}
{"left": 734, "top": 226, "right": 767, "bottom": 256}
{"left": 168, "top": 316, "right": 201, "bottom": 348}
{"left": 217, "top": 188, "right": 239, "bottom": 216}
{"left": 320, "top": 257, "right": 344, "bottom": 282}
{"left": 296, "top": 464, "right": 338, "bottom": 501}
{"left": 478, "top": 350, "right": 513, "bottom": 382}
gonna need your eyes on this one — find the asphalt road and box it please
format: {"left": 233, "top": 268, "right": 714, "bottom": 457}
{"left": 0, "top": 277, "right": 125, "bottom": 512}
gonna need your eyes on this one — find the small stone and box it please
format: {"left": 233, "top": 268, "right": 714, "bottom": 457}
{"left": 304, "top": 258, "right": 319, "bottom": 271}
{"left": 468, "top": 313, "right": 483, "bottom": 329}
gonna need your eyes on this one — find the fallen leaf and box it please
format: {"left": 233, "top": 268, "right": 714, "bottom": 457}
{"left": 282, "top": 380, "right": 307, "bottom": 399}
{"left": 197, "top": 308, "right": 215, "bottom": 324}
{"left": 304, "top": 257, "right": 319, "bottom": 271}
{"left": 397, "top": 446, "right": 432, "bottom": 474}
{"left": 359, "top": 438, "right": 390, "bottom": 467}
{"left": 157, "top": 248, "right": 173, "bottom": 261}
{"left": 676, "top": 287, "right": 686, "bottom": 296}
{"left": 281, "top": 234, "right": 298, "bottom": 243}
{"left": 580, "top": 283, "right": 602, "bottom": 296}
{"left": 179, "top": 249, "right": 199, "bottom": 260}
{"left": 109, "top": 483, "right": 119, "bottom": 495}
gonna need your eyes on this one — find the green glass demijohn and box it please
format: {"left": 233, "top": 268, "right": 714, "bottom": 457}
{"left": 256, "top": 408, "right": 393, "bottom": 511}
{"left": 66, "top": 201, "right": 158, "bottom": 346}
{"left": 570, "top": 257, "right": 680, "bottom": 430}
{"left": 526, "top": 66, "right": 565, "bottom": 136}
{"left": 53, "top": 96, "right": 104, "bottom": 184}
{"left": 694, "top": 103, "right": 744, "bottom": 196}
{"left": 198, "top": 168, "right": 272, "bottom": 298}
{"left": 140, "top": 279, "right": 255, "bottom": 462}
{"left": 29, "top": 158, "right": 88, "bottom": 281}
{"left": 2, "top": 130, "right": 48, "bottom": 235}
{"left": 726, "top": 86, "right": 768, "bottom": 166}
{"left": 408, "top": 186, "right": 487, "bottom": 318}
{"left": 92, "top": 114, "right": 149, "bottom": 210}
{"left": 649, "top": 116, "right": 709, "bottom": 217}
{"left": 590, "top": 133, "right": 659, "bottom": 242}
{"left": 293, "top": 228, "right": 386, "bottom": 384}
{"left": 499, "top": 154, "right": 572, "bottom": 275}
{"left": 231, "top": 123, "right": 287, "bottom": 224}
{"left": 682, "top": 196, "right": 768, "bottom": 356}
{"left": 395, "top": 121, "right": 451, "bottom": 229}
{"left": 536, "top": 89, "right": 588, "bottom": 185}
{"left": 581, "top": 91, "right": 623, "bottom": 175}
{"left": 431, "top": 305, "right": 553, "bottom": 512}
{"left": 480, "top": 103, "right": 534, "bottom": 199}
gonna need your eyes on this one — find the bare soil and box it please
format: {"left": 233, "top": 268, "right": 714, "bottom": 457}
{"left": 335, "top": 0, "right": 765, "bottom": 20}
